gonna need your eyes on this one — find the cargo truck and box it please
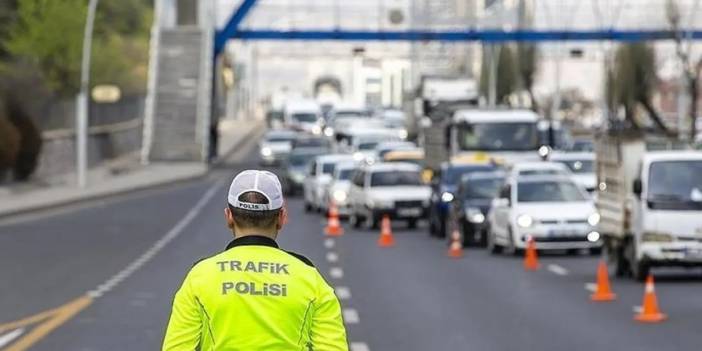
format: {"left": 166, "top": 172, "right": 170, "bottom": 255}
{"left": 595, "top": 131, "right": 702, "bottom": 280}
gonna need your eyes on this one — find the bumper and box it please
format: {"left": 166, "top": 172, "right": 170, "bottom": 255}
{"left": 640, "top": 242, "right": 702, "bottom": 265}
{"left": 370, "top": 207, "right": 428, "bottom": 220}
{"left": 515, "top": 225, "right": 601, "bottom": 250}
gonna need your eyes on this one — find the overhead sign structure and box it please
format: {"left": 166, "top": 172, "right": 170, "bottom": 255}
{"left": 214, "top": 0, "right": 702, "bottom": 56}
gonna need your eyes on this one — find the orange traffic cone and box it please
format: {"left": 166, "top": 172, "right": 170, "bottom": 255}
{"left": 590, "top": 260, "right": 617, "bottom": 302}
{"left": 447, "top": 228, "right": 463, "bottom": 258}
{"left": 324, "top": 202, "right": 343, "bottom": 237}
{"left": 634, "top": 275, "right": 667, "bottom": 323}
{"left": 523, "top": 236, "right": 540, "bottom": 271}
{"left": 377, "top": 215, "right": 395, "bottom": 247}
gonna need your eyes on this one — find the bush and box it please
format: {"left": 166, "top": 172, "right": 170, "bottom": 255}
{"left": 0, "top": 109, "right": 20, "bottom": 181}
{"left": 4, "top": 95, "right": 42, "bottom": 181}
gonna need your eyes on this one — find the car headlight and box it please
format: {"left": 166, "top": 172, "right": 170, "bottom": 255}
{"left": 261, "top": 147, "right": 272, "bottom": 157}
{"left": 587, "top": 231, "right": 601, "bottom": 242}
{"left": 642, "top": 232, "right": 674, "bottom": 242}
{"left": 587, "top": 212, "right": 601, "bottom": 226}
{"left": 441, "top": 192, "right": 454, "bottom": 203}
{"left": 324, "top": 127, "right": 334, "bottom": 137}
{"left": 465, "top": 207, "right": 485, "bottom": 224}
{"left": 398, "top": 129, "right": 408, "bottom": 139}
{"left": 353, "top": 152, "right": 365, "bottom": 161}
{"left": 333, "top": 190, "right": 347, "bottom": 203}
{"left": 517, "top": 214, "right": 534, "bottom": 228}
{"left": 312, "top": 125, "right": 322, "bottom": 135}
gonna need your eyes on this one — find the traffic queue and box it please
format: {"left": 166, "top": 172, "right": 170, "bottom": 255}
{"left": 258, "top": 101, "right": 614, "bottom": 265}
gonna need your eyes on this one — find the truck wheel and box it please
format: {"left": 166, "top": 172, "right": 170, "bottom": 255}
{"left": 631, "top": 261, "right": 650, "bottom": 282}
{"left": 604, "top": 240, "right": 627, "bottom": 277}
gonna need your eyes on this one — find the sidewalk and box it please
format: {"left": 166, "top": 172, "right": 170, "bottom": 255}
{"left": 0, "top": 118, "right": 263, "bottom": 218}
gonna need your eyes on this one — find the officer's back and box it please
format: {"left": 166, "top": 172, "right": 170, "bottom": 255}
{"left": 163, "top": 170, "right": 348, "bottom": 350}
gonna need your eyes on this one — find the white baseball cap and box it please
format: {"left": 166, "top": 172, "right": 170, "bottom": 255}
{"left": 228, "top": 170, "right": 284, "bottom": 211}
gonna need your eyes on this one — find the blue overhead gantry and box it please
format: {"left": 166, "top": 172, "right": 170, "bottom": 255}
{"left": 214, "top": 0, "right": 702, "bottom": 55}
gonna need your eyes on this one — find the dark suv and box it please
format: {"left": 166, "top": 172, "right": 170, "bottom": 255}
{"left": 447, "top": 171, "right": 505, "bottom": 246}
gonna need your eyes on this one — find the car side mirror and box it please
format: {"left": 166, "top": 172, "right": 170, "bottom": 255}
{"left": 633, "top": 179, "right": 642, "bottom": 198}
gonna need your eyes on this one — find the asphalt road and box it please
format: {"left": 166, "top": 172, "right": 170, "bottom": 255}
{"left": 1, "top": 138, "right": 701, "bottom": 351}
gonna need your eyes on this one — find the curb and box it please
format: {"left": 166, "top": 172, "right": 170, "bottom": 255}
{"left": 0, "top": 122, "right": 264, "bottom": 221}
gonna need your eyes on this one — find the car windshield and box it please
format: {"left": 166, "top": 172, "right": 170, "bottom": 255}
{"left": 337, "top": 169, "right": 354, "bottom": 180}
{"left": 322, "top": 163, "right": 335, "bottom": 174}
{"left": 442, "top": 165, "right": 495, "bottom": 185}
{"left": 458, "top": 122, "right": 539, "bottom": 151}
{"left": 517, "top": 180, "right": 586, "bottom": 202}
{"left": 289, "top": 153, "right": 318, "bottom": 167}
{"left": 571, "top": 140, "right": 594, "bottom": 152}
{"left": 335, "top": 111, "right": 367, "bottom": 118}
{"left": 266, "top": 135, "right": 295, "bottom": 143}
{"left": 295, "top": 138, "right": 327, "bottom": 148}
{"left": 358, "top": 142, "right": 379, "bottom": 150}
{"left": 464, "top": 177, "right": 504, "bottom": 199}
{"left": 555, "top": 160, "right": 593, "bottom": 174}
{"left": 293, "top": 113, "right": 318, "bottom": 123}
{"left": 371, "top": 171, "right": 422, "bottom": 187}
{"left": 647, "top": 161, "right": 702, "bottom": 210}
{"left": 384, "top": 118, "right": 404, "bottom": 128}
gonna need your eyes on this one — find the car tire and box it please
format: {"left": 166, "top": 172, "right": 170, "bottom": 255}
{"left": 365, "top": 212, "right": 379, "bottom": 230}
{"left": 487, "top": 227, "right": 502, "bottom": 254}
{"left": 459, "top": 221, "right": 474, "bottom": 247}
{"left": 407, "top": 219, "right": 417, "bottom": 230}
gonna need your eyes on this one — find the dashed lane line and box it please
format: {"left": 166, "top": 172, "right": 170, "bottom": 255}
{"left": 326, "top": 252, "right": 339, "bottom": 263}
{"left": 330, "top": 267, "right": 344, "bottom": 279}
{"left": 324, "top": 238, "right": 335, "bottom": 249}
{"left": 547, "top": 264, "right": 569, "bottom": 276}
{"left": 343, "top": 309, "right": 360, "bottom": 324}
{"left": 335, "top": 286, "right": 352, "bottom": 300}
{"left": 584, "top": 283, "right": 597, "bottom": 293}
{"left": 350, "top": 342, "right": 371, "bottom": 351}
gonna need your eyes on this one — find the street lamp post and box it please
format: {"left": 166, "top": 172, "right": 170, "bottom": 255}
{"left": 76, "top": 0, "right": 99, "bottom": 188}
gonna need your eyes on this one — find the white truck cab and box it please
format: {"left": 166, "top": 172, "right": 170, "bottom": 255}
{"left": 449, "top": 109, "right": 543, "bottom": 165}
{"left": 597, "top": 133, "right": 702, "bottom": 280}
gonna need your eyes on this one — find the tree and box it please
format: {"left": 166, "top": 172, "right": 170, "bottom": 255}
{"left": 517, "top": 44, "right": 539, "bottom": 111}
{"left": 0, "top": 0, "right": 18, "bottom": 59}
{"left": 480, "top": 44, "right": 518, "bottom": 105}
{"left": 666, "top": 0, "right": 701, "bottom": 141}
{"left": 612, "top": 43, "right": 673, "bottom": 135}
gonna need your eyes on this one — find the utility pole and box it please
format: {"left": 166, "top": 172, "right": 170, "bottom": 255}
{"left": 76, "top": 0, "right": 99, "bottom": 188}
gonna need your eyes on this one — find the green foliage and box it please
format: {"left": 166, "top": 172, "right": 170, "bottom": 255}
{"left": 3, "top": 0, "right": 152, "bottom": 96}
{"left": 5, "top": 0, "right": 86, "bottom": 95}
{"left": 480, "top": 45, "right": 518, "bottom": 105}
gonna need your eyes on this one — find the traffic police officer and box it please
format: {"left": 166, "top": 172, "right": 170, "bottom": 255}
{"left": 163, "top": 170, "right": 348, "bottom": 350}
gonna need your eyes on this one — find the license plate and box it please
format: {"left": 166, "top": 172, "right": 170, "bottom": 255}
{"left": 398, "top": 208, "right": 421, "bottom": 217}
{"left": 547, "top": 229, "right": 580, "bottom": 237}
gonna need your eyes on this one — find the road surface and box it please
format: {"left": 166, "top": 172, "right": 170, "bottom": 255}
{"left": 1, "top": 137, "right": 701, "bottom": 351}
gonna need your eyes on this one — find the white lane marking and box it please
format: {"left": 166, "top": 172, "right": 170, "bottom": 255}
{"left": 0, "top": 328, "right": 25, "bottom": 348}
{"left": 633, "top": 305, "right": 643, "bottom": 313}
{"left": 326, "top": 252, "right": 339, "bottom": 263}
{"left": 335, "top": 286, "right": 352, "bottom": 300}
{"left": 584, "top": 283, "right": 597, "bottom": 293}
{"left": 324, "top": 238, "right": 335, "bottom": 249}
{"left": 86, "top": 180, "right": 224, "bottom": 298}
{"left": 343, "top": 308, "right": 360, "bottom": 324}
{"left": 330, "top": 267, "right": 344, "bottom": 279}
{"left": 350, "top": 342, "right": 371, "bottom": 351}
{"left": 547, "top": 264, "right": 569, "bottom": 276}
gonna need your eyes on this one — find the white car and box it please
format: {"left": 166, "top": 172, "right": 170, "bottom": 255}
{"left": 303, "top": 154, "right": 355, "bottom": 212}
{"left": 507, "top": 161, "right": 571, "bottom": 179}
{"left": 321, "top": 161, "right": 358, "bottom": 217}
{"left": 378, "top": 109, "right": 409, "bottom": 140}
{"left": 348, "top": 163, "right": 431, "bottom": 229}
{"left": 284, "top": 99, "right": 324, "bottom": 134}
{"left": 487, "top": 175, "right": 601, "bottom": 254}
{"left": 259, "top": 129, "right": 297, "bottom": 166}
{"left": 346, "top": 129, "right": 402, "bottom": 162}
{"left": 550, "top": 152, "right": 596, "bottom": 192}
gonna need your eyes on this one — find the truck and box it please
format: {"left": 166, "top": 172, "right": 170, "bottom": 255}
{"left": 410, "top": 76, "right": 479, "bottom": 171}
{"left": 595, "top": 131, "right": 702, "bottom": 280}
